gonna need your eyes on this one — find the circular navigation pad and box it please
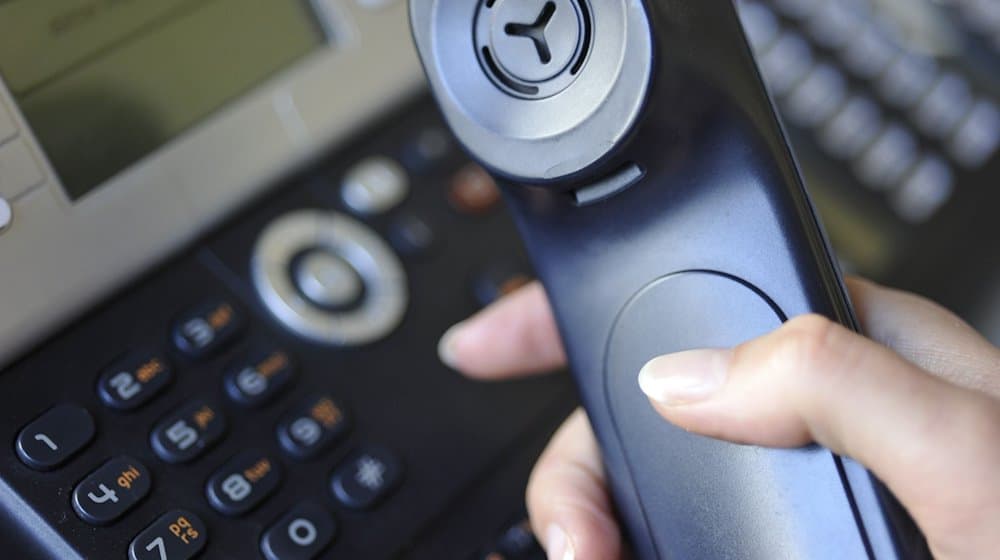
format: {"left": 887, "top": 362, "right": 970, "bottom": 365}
{"left": 252, "top": 210, "right": 407, "bottom": 346}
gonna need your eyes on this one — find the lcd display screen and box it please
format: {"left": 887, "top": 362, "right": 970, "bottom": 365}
{"left": 0, "top": 0, "right": 324, "bottom": 200}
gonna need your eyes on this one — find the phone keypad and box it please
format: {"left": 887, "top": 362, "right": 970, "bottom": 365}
{"left": 72, "top": 457, "right": 152, "bottom": 525}
{"left": 128, "top": 510, "right": 207, "bottom": 560}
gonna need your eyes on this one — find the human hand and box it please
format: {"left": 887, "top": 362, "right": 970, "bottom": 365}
{"left": 438, "top": 278, "right": 1000, "bottom": 559}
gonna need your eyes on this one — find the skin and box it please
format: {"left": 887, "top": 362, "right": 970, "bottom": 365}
{"left": 438, "top": 278, "right": 1000, "bottom": 559}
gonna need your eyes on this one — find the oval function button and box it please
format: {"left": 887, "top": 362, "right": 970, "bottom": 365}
{"left": 72, "top": 456, "right": 152, "bottom": 525}
{"left": 261, "top": 502, "right": 337, "bottom": 560}
{"left": 206, "top": 451, "right": 282, "bottom": 517}
{"left": 151, "top": 400, "right": 227, "bottom": 464}
{"left": 129, "top": 509, "right": 208, "bottom": 560}
{"left": 16, "top": 404, "right": 95, "bottom": 471}
{"left": 341, "top": 157, "right": 409, "bottom": 216}
{"left": 252, "top": 210, "right": 408, "bottom": 346}
{"left": 97, "top": 350, "right": 173, "bottom": 411}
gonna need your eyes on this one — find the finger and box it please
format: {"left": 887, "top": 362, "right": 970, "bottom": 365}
{"left": 527, "top": 409, "right": 621, "bottom": 560}
{"left": 637, "top": 314, "right": 1000, "bottom": 557}
{"left": 438, "top": 281, "right": 566, "bottom": 379}
{"left": 847, "top": 277, "right": 1000, "bottom": 398}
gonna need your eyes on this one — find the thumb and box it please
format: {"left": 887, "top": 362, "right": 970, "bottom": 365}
{"left": 637, "top": 314, "right": 1000, "bottom": 559}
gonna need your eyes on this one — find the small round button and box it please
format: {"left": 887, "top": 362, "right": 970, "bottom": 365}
{"left": 341, "top": 157, "right": 409, "bottom": 216}
{"left": 294, "top": 251, "right": 364, "bottom": 309}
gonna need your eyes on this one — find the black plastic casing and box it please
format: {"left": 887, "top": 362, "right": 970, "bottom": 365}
{"left": 412, "top": 1, "right": 931, "bottom": 558}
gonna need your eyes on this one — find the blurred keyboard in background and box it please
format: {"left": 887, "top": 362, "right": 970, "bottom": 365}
{"left": 737, "top": 0, "right": 1000, "bottom": 343}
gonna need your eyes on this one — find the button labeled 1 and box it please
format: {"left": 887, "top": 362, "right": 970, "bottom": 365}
{"left": 129, "top": 510, "right": 207, "bottom": 560}
{"left": 261, "top": 502, "right": 336, "bottom": 560}
{"left": 72, "top": 457, "right": 152, "bottom": 525}
{"left": 16, "top": 404, "right": 95, "bottom": 471}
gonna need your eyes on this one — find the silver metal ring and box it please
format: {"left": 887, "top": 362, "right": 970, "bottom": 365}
{"left": 252, "top": 210, "right": 407, "bottom": 346}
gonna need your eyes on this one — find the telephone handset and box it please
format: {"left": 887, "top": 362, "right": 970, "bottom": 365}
{"left": 410, "top": 1, "right": 930, "bottom": 558}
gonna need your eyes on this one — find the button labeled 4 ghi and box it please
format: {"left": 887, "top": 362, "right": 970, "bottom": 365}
{"left": 151, "top": 401, "right": 226, "bottom": 464}
{"left": 72, "top": 457, "right": 152, "bottom": 525}
{"left": 129, "top": 510, "right": 207, "bottom": 560}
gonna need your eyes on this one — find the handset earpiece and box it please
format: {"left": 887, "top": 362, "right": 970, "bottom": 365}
{"left": 411, "top": 1, "right": 929, "bottom": 558}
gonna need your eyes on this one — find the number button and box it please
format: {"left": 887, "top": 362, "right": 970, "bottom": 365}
{"left": 128, "top": 510, "right": 208, "bottom": 560}
{"left": 97, "top": 351, "right": 173, "bottom": 410}
{"left": 206, "top": 451, "right": 282, "bottom": 516}
{"left": 151, "top": 401, "right": 227, "bottom": 464}
{"left": 330, "top": 446, "right": 402, "bottom": 510}
{"left": 224, "top": 349, "right": 295, "bottom": 407}
{"left": 260, "top": 502, "right": 337, "bottom": 560}
{"left": 277, "top": 395, "right": 350, "bottom": 460}
{"left": 172, "top": 300, "right": 243, "bottom": 359}
{"left": 72, "top": 457, "right": 151, "bottom": 525}
{"left": 16, "top": 404, "right": 95, "bottom": 471}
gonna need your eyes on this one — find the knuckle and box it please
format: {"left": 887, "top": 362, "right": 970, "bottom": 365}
{"left": 772, "top": 314, "right": 847, "bottom": 372}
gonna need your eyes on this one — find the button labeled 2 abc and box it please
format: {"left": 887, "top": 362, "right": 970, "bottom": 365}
{"left": 261, "top": 502, "right": 336, "bottom": 560}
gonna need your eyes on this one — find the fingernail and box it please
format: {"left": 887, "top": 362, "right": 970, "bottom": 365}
{"left": 437, "top": 322, "right": 465, "bottom": 369}
{"left": 545, "top": 524, "right": 575, "bottom": 560}
{"left": 637, "top": 349, "right": 730, "bottom": 406}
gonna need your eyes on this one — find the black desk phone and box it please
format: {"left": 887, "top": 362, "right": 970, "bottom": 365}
{"left": 0, "top": 101, "right": 571, "bottom": 559}
{"left": 0, "top": 0, "right": 997, "bottom": 559}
